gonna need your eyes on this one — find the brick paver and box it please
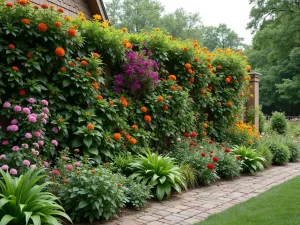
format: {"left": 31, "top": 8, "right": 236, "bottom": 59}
{"left": 97, "top": 163, "right": 300, "bottom": 225}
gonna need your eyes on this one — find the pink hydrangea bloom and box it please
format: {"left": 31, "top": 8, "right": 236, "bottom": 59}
{"left": 28, "top": 98, "right": 35, "bottom": 103}
{"left": 28, "top": 116, "right": 36, "bottom": 123}
{"left": 11, "top": 119, "right": 18, "bottom": 125}
{"left": 52, "top": 127, "right": 59, "bottom": 133}
{"left": 43, "top": 107, "right": 49, "bottom": 113}
{"left": 23, "top": 107, "right": 31, "bottom": 114}
{"left": 74, "top": 162, "right": 81, "bottom": 167}
{"left": 1, "top": 140, "right": 9, "bottom": 145}
{"left": 23, "top": 160, "right": 30, "bottom": 166}
{"left": 7, "top": 125, "right": 18, "bottom": 132}
{"left": 3, "top": 102, "right": 11, "bottom": 108}
{"left": 25, "top": 133, "right": 32, "bottom": 139}
{"left": 14, "top": 105, "right": 22, "bottom": 112}
{"left": 9, "top": 168, "right": 17, "bottom": 175}
{"left": 12, "top": 146, "right": 19, "bottom": 151}
{"left": 41, "top": 100, "right": 48, "bottom": 106}
{"left": 0, "top": 154, "right": 6, "bottom": 160}
{"left": 66, "top": 165, "right": 73, "bottom": 171}
{"left": 52, "top": 170, "right": 60, "bottom": 176}
{"left": 1, "top": 165, "right": 8, "bottom": 170}
{"left": 51, "top": 140, "right": 58, "bottom": 146}
{"left": 34, "top": 131, "right": 41, "bottom": 137}
{"left": 22, "top": 143, "right": 29, "bottom": 149}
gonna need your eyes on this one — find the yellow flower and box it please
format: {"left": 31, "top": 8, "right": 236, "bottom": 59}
{"left": 121, "top": 28, "right": 127, "bottom": 33}
{"left": 78, "top": 12, "right": 85, "bottom": 17}
{"left": 93, "top": 14, "right": 102, "bottom": 21}
{"left": 101, "top": 20, "right": 110, "bottom": 28}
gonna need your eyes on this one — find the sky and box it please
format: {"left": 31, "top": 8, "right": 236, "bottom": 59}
{"left": 159, "top": 0, "right": 253, "bottom": 44}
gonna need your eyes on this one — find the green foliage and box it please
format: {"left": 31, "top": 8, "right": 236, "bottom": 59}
{"left": 123, "top": 178, "right": 152, "bottom": 210}
{"left": 232, "top": 146, "right": 265, "bottom": 174}
{"left": 59, "top": 166, "right": 127, "bottom": 222}
{"left": 111, "top": 153, "right": 134, "bottom": 176}
{"left": 267, "top": 141, "right": 290, "bottom": 165}
{"left": 0, "top": 169, "right": 71, "bottom": 225}
{"left": 214, "top": 150, "right": 242, "bottom": 179}
{"left": 257, "top": 144, "right": 273, "bottom": 168}
{"left": 259, "top": 111, "right": 266, "bottom": 133}
{"left": 284, "top": 138, "right": 300, "bottom": 162}
{"left": 179, "top": 163, "right": 198, "bottom": 188}
{"left": 270, "top": 112, "right": 288, "bottom": 134}
{"left": 129, "top": 151, "right": 186, "bottom": 201}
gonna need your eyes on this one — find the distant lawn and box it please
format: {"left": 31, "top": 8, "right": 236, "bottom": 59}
{"left": 196, "top": 176, "right": 300, "bottom": 225}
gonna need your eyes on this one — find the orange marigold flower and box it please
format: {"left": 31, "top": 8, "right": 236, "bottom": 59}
{"left": 57, "top": 8, "right": 64, "bottom": 13}
{"left": 187, "top": 69, "right": 193, "bottom": 74}
{"left": 33, "top": 5, "right": 39, "bottom": 9}
{"left": 163, "top": 104, "right": 169, "bottom": 110}
{"left": 157, "top": 96, "right": 164, "bottom": 101}
{"left": 194, "top": 57, "right": 199, "bottom": 62}
{"left": 204, "top": 123, "right": 208, "bottom": 128}
{"left": 21, "top": 18, "right": 30, "bottom": 25}
{"left": 155, "top": 28, "right": 160, "bottom": 31}
{"left": 125, "top": 134, "right": 131, "bottom": 141}
{"left": 27, "top": 53, "right": 32, "bottom": 58}
{"left": 184, "top": 63, "right": 191, "bottom": 69}
{"left": 93, "top": 52, "right": 100, "bottom": 58}
{"left": 65, "top": 16, "right": 71, "bottom": 22}
{"left": 120, "top": 97, "right": 126, "bottom": 101}
{"left": 67, "top": 28, "right": 76, "bottom": 37}
{"left": 113, "top": 133, "right": 121, "bottom": 141}
{"left": 202, "top": 131, "right": 207, "bottom": 136}
{"left": 97, "top": 95, "right": 103, "bottom": 100}
{"left": 121, "top": 100, "right": 128, "bottom": 107}
{"left": 93, "top": 84, "right": 99, "bottom": 90}
{"left": 87, "top": 124, "right": 94, "bottom": 130}
{"left": 69, "top": 61, "right": 75, "bottom": 67}
{"left": 141, "top": 106, "right": 147, "bottom": 113}
{"left": 168, "top": 75, "right": 176, "bottom": 80}
{"left": 93, "top": 14, "right": 102, "bottom": 21}
{"left": 129, "top": 138, "right": 137, "bottom": 145}
{"left": 60, "top": 67, "right": 67, "bottom": 72}
{"left": 132, "top": 125, "right": 138, "bottom": 130}
{"left": 250, "top": 94, "right": 254, "bottom": 98}
{"left": 183, "top": 47, "right": 188, "bottom": 51}
{"left": 85, "top": 72, "right": 91, "bottom": 77}
{"left": 177, "top": 86, "right": 183, "bottom": 91}
{"left": 80, "top": 60, "right": 88, "bottom": 66}
{"left": 207, "top": 63, "right": 212, "bottom": 69}
{"left": 201, "top": 89, "right": 206, "bottom": 94}
{"left": 17, "top": 0, "right": 27, "bottom": 6}
{"left": 8, "top": 44, "right": 15, "bottom": 49}
{"left": 122, "top": 28, "right": 127, "bottom": 33}
{"left": 12, "top": 66, "right": 19, "bottom": 71}
{"left": 55, "top": 47, "right": 65, "bottom": 57}
{"left": 109, "top": 100, "right": 114, "bottom": 105}
{"left": 41, "top": 3, "right": 48, "bottom": 8}
{"left": 6, "top": 3, "right": 13, "bottom": 7}
{"left": 38, "top": 23, "right": 48, "bottom": 32}
{"left": 144, "top": 115, "right": 151, "bottom": 123}
{"left": 91, "top": 169, "right": 96, "bottom": 174}
{"left": 170, "top": 85, "right": 176, "bottom": 91}
{"left": 227, "top": 101, "right": 233, "bottom": 107}
{"left": 225, "top": 77, "right": 231, "bottom": 83}
{"left": 188, "top": 77, "right": 194, "bottom": 83}
{"left": 217, "top": 65, "right": 222, "bottom": 69}
{"left": 54, "top": 21, "right": 62, "bottom": 28}
{"left": 207, "top": 58, "right": 211, "bottom": 62}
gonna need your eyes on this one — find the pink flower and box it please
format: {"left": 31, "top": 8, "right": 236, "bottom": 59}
{"left": 1, "top": 165, "right": 8, "bottom": 170}
{"left": 23, "top": 107, "right": 31, "bottom": 114}
{"left": 38, "top": 140, "right": 44, "bottom": 146}
{"left": 1, "top": 140, "right": 9, "bottom": 145}
{"left": 11, "top": 119, "right": 18, "bottom": 125}
{"left": 29, "top": 113, "right": 37, "bottom": 118}
{"left": 3, "top": 102, "right": 11, "bottom": 108}
{"left": 74, "top": 148, "right": 80, "bottom": 153}
{"left": 52, "top": 127, "right": 59, "bottom": 133}
{"left": 34, "top": 150, "right": 39, "bottom": 156}
{"left": 7, "top": 125, "right": 18, "bottom": 132}
{"left": 22, "top": 143, "right": 29, "bottom": 149}
{"left": 0, "top": 154, "right": 6, "bottom": 160}
{"left": 28, "top": 98, "right": 35, "bottom": 103}
{"left": 12, "top": 146, "right": 19, "bottom": 151}
{"left": 44, "top": 161, "right": 49, "bottom": 167}
{"left": 41, "top": 118, "right": 47, "bottom": 124}
{"left": 51, "top": 140, "right": 58, "bottom": 146}
{"left": 62, "top": 156, "right": 68, "bottom": 161}
{"left": 43, "top": 107, "right": 49, "bottom": 113}
{"left": 52, "top": 170, "right": 60, "bottom": 176}
{"left": 34, "top": 131, "right": 41, "bottom": 137}
{"left": 30, "top": 165, "right": 36, "bottom": 169}
{"left": 33, "top": 143, "right": 39, "bottom": 149}
{"left": 14, "top": 105, "right": 22, "bottom": 112}
{"left": 66, "top": 165, "right": 73, "bottom": 171}
{"left": 25, "top": 133, "right": 32, "bottom": 139}
{"left": 23, "top": 160, "right": 31, "bottom": 166}
{"left": 9, "top": 168, "right": 17, "bottom": 175}
{"left": 74, "top": 162, "right": 81, "bottom": 167}
{"left": 41, "top": 100, "right": 48, "bottom": 106}
{"left": 28, "top": 116, "right": 36, "bottom": 123}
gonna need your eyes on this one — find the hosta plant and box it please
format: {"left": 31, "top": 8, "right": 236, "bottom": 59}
{"left": 130, "top": 151, "right": 186, "bottom": 201}
{"left": 232, "top": 145, "right": 265, "bottom": 174}
{"left": 0, "top": 169, "right": 71, "bottom": 225}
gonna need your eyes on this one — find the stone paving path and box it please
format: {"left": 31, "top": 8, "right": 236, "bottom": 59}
{"left": 101, "top": 163, "right": 300, "bottom": 225}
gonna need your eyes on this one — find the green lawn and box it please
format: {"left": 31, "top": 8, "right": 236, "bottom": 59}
{"left": 196, "top": 176, "right": 300, "bottom": 225}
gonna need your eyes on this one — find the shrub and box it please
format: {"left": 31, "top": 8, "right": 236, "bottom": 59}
{"left": 284, "top": 139, "right": 300, "bottom": 162}
{"left": 130, "top": 151, "right": 186, "bottom": 201}
{"left": 257, "top": 144, "right": 273, "bottom": 168}
{"left": 214, "top": 149, "right": 242, "bottom": 179}
{"left": 268, "top": 142, "right": 290, "bottom": 165}
{"left": 180, "top": 163, "right": 198, "bottom": 188}
{"left": 0, "top": 169, "right": 71, "bottom": 225}
{"left": 259, "top": 111, "right": 266, "bottom": 133}
{"left": 270, "top": 112, "right": 287, "bottom": 134}
{"left": 123, "top": 178, "right": 152, "bottom": 210}
{"left": 232, "top": 145, "right": 265, "bottom": 174}
{"left": 59, "top": 166, "right": 127, "bottom": 222}
{"left": 111, "top": 153, "right": 134, "bottom": 176}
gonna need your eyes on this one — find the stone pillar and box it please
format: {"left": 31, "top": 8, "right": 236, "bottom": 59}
{"left": 246, "top": 72, "right": 261, "bottom": 130}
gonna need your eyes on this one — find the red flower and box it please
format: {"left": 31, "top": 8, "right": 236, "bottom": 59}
{"left": 212, "top": 156, "right": 219, "bottom": 163}
{"left": 201, "top": 152, "right": 206, "bottom": 157}
{"left": 8, "top": 44, "right": 15, "bottom": 49}
{"left": 190, "top": 132, "right": 198, "bottom": 138}
{"left": 220, "top": 143, "right": 225, "bottom": 147}
{"left": 27, "top": 53, "right": 32, "bottom": 58}
{"left": 12, "top": 66, "right": 19, "bottom": 71}
{"left": 6, "top": 3, "right": 13, "bottom": 7}
{"left": 184, "top": 133, "right": 190, "bottom": 138}
{"left": 208, "top": 140, "right": 214, "bottom": 144}
{"left": 236, "top": 156, "right": 241, "bottom": 161}
{"left": 19, "top": 89, "right": 26, "bottom": 96}
{"left": 207, "top": 163, "right": 215, "bottom": 170}
{"left": 52, "top": 170, "right": 60, "bottom": 176}
{"left": 57, "top": 8, "right": 64, "bottom": 13}
{"left": 38, "top": 23, "right": 48, "bottom": 32}
{"left": 67, "top": 28, "right": 76, "bottom": 37}
{"left": 41, "top": 4, "right": 48, "bottom": 9}
{"left": 224, "top": 148, "right": 230, "bottom": 153}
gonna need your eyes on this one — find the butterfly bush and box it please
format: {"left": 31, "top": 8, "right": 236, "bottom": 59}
{"left": 114, "top": 51, "right": 159, "bottom": 97}
{"left": 0, "top": 98, "right": 57, "bottom": 172}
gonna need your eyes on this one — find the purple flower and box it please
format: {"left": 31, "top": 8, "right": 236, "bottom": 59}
{"left": 52, "top": 127, "right": 59, "bottom": 133}
{"left": 11, "top": 119, "right": 18, "bottom": 125}
{"left": 28, "top": 98, "right": 35, "bottom": 103}
{"left": 12, "top": 146, "right": 19, "bottom": 151}
{"left": 43, "top": 107, "right": 49, "bottom": 113}
{"left": 34, "top": 131, "right": 41, "bottom": 137}
{"left": 23, "top": 160, "right": 30, "bottom": 166}
{"left": 7, "top": 125, "right": 18, "bottom": 132}
{"left": 14, "top": 105, "right": 22, "bottom": 112}
{"left": 41, "top": 100, "right": 48, "bottom": 106}
{"left": 23, "top": 107, "right": 31, "bottom": 114}
{"left": 22, "top": 143, "right": 29, "bottom": 149}
{"left": 25, "top": 133, "right": 32, "bottom": 139}
{"left": 1, "top": 165, "right": 8, "bottom": 170}
{"left": 51, "top": 140, "right": 58, "bottom": 146}
{"left": 0, "top": 154, "right": 6, "bottom": 160}
{"left": 9, "top": 168, "right": 17, "bottom": 175}
{"left": 3, "top": 102, "right": 11, "bottom": 108}
{"left": 1, "top": 140, "right": 9, "bottom": 145}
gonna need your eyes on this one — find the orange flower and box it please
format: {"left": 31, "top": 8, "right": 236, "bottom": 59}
{"left": 170, "top": 85, "right": 176, "bottom": 91}
{"left": 17, "top": 0, "right": 27, "bottom": 6}
{"left": 121, "top": 100, "right": 128, "bottom": 107}
{"left": 168, "top": 75, "right": 176, "bottom": 80}
{"left": 129, "top": 138, "right": 137, "bottom": 145}
{"left": 41, "top": 3, "right": 48, "bottom": 9}
{"left": 91, "top": 169, "right": 96, "bottom": 174}
{"left": 97, "top": 95, "right": 103, "bottom": 100}
{"left": 21, "top": 18, "right": 30, "bottom": 25}
{"left": 187, "top": 69, "right": 193, "bottom": 74}
{"left": 65, "top": 16, "right": 71, "bottom": 22}
{"left": 33, "top": 5, "right": 39, "bottom": 9}
{"left": 55, "top": 47, "right": 65, "bottom": 57}
{"left": 155, "top": 28, "right": 160, "bottom": 31}
{"left": 8, "top": 44, "right": 15, "bottom": 49}
{"left": 87, "top": 124, "right": 94, "bottom": 130}
{"left": 177, "top": 86, "right": 183, "bottom": 91}
{"left": 240, "top": 93, "right": 244, "bottom": 97}
{"left": 204, "top": 123, "right": 208, "bottom": 128}
{"left": 67, "top": 28, "right": 76, "bottom": 37}
{"left": 109, "top": 100, "right": 114, "bottom": 105}
{"left": 69, "top": 61, "right": 75, "bottom": 67}
{"left": 227, "top": 101, "right": 233, "bottom": 107}
{"left": 27, "top": 53, "right": 32, "bottom": 58}
{"left": 163, "top": 104, "right": 169, "bottom": 110}
{"left": 202, "top": 131, "right": 207, "bottom": 136}
{"left": 157, "top": 96, "right": 164, "bottom": 101}
{"left": 118, "top": 183, "right": 123, "bottom": 187}
{"left": 183, "top": 47, "right": 188, "bottom": 51}
{"left": 60, "top": 67, "right": 67, "bottom": 72}
{"left": 188, "top": 77, "right": 194, "bottom": 83}
{"left": 80, "top": 60, "right": 88, "bottom": 66}
{"left": 121, "top": 28, "right": 127, "bottom": 33}
{"left": 55, "top": 22, "right": 62, "bottom": 28}
{"left": 201, "top": 90, "right": 206, "bottom": 94}
{"left": 184, "top": 63, "right": 191, "bottom": 69}
{"left": 57, "top": 8, "right": 64, "bottom": 13}
{"left": 38, "top": 23, "right": 48, "bottom": 32}
{"left": 207, "top": 58, "right": 211, "bottom": 62}
{"left": 217, "top": 65, "right": 222, "bottom": 69}
{"left": 250, "top": 94, "right": 254, "bottom": 98}
{"left": 132, "top": 125, "right": 138, "bottom": 130}
{"left": 125, "top": 134, "right": 131, "bottom": 141}
{"left": 12, "top": 66, "right": 19, "bottom": 71}
{"left": 85, "top": 72, "right": 91, "bottom": 76}
{"left": 113, "top": 133, "right": 121, "bottom": 141}
{"left": 207, "top": 63, "right": 212, "bottom": 69}
{"left": 144, "top": 115, "right": 151, "bottom": 123}
{"left": 194, "top": 57, "right": 199, "bottom": 62}
{"left": 93, "top": 52, "right": 100, "bottom": 58}
{"left": 120, "top": 97, "right": 126, "bottom": 101}
{"left": 141, "top": 106, "right": 147, "bottom": 113}
{"left": 225, "top": 77, "right": 231, "bottom": 83}
{"left": 93, "top": 84, "right": 99, "bottom": 90}
{"left": 93, "top": 14, "right": 102, "bottom": 21}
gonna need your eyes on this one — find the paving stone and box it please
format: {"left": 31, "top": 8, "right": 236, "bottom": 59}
{"left": 139, "top": 215, "right": 159, "bottom": 222}
{"left": 164, "top": 215, "right": 185, "bottom": 222}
